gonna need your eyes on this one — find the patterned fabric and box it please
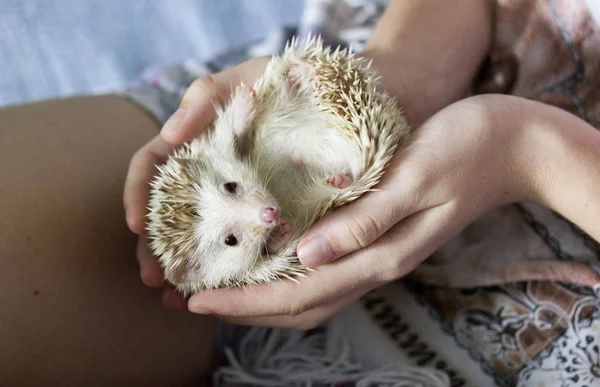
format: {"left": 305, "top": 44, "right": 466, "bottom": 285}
{"left": 123, "top": 0, "right": 600, "bottom": 386}
{"left": 406, "top": 2, "right": 600, "bottom": 385}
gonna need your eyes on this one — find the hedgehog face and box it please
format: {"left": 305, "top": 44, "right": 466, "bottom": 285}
{"left": 189, "top": 154, "right": 282, "bottom": 284}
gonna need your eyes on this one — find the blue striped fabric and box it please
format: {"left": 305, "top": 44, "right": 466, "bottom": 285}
{"left": 0, "top": 0, "right": 304, "bottom": 107}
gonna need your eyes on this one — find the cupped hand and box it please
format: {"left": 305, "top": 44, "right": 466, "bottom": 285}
{"left": 123, "top": 56, "right": 271, "bottom": 308}
{"left": 186, "top": 94, "right": 543, "bottom": 329}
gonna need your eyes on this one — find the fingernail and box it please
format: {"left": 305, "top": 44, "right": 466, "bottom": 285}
{"left": 161, "top": 108, "right": 187, "bottom": 134}
{"left": 297, "top": 236, "right": 334, "bottom": 267}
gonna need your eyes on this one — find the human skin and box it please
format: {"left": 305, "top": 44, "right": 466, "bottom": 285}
{"left": 0, "top": 96, "right": 215, "bottom": 386}
{"left": 124, "top": 0, "right": 494, "bottom": 318}
{"left": 188, "top": 94, "right": 600, "bottom": 329}
{"left": 126, "top": 0, "right": 600, "bottom": 331}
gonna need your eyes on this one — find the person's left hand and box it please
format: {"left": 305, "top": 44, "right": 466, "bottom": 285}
{"left": 123, "top": 57, "right": 271, "bottom": 309}
{"left": 186, "top": 94, "right": 550, "bottom": 329}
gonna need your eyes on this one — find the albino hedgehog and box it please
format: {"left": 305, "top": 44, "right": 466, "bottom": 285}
{"left": 147, "top": 37, "right": 411, "bottom": 295}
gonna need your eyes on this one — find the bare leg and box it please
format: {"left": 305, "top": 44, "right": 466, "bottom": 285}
{"left": 0, "top": 96, "right": 214, "bottom": 386}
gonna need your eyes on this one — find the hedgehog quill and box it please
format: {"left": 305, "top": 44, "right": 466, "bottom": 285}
{"left": 146, "top": 36, "right": 411, "bottom": 295}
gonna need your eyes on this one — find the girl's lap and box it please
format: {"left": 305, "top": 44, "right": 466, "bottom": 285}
{"left": 0, "top": 95, "right": 214, "bottom": 387}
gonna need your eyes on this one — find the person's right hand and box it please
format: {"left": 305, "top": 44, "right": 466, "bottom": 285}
{"left": 123, "top": 56, "right": 271, "bottom": 309}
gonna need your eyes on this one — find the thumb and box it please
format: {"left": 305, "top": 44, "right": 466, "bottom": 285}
{"left": 297, "top": 190, "right": 403, "bottom": 267}
{"left": 160, "top": 57, "right": 269, "bottom": 145}
{"left": 160, "top": 74, "right": 225, "bottom": 145}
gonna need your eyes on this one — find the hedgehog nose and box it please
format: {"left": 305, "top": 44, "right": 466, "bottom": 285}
{"left": 261, "top": 206, "right": 279, "bottom": 225}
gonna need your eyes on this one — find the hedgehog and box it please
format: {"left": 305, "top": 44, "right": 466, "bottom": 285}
{"left": 146, "top": 36, "right": 411, "bottom": 295}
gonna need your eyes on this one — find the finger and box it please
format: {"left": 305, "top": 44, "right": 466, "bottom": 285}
{"left": 296, "top": 156, "right": 424, "bottom": 267}
{"left": 374, "top": 201, "right": 472, "bottom": 280}
{"left": 217, "top": 283, "right": 374, "bottom": 330}
{"left": 136, "top": 235, "right": 164, "bottom": 288}
{"left": 190, "top": 201, "right": 466, "bottom": 319}
{"left": 160, "top": 57, "right": 269, "bottom": 145}
{"left": 187, "top": 253, "right": 379, "bottom": 318}
{"left": 123, "top": 135, "right": 177, "bottom": 235}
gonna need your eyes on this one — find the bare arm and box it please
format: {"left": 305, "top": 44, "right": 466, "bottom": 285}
{"left": 363, "top": 0, "right": 493, "bottom": 126}
{"left": 529, "top": 102, "right": 600, "bottom": 242}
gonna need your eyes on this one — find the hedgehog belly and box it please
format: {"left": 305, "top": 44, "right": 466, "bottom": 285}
{"left": 250, "top": 83, "right": 362, "bottom": 237}
{"left": 147, "top": 36, "right": 411, "bottom": 291}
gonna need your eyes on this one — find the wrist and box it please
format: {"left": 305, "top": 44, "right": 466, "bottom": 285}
{"left": 451, "top": 95, "right": 562, "bottom": 209}
{"left": 486, "top": 96, "right": 576, "bottom": 207}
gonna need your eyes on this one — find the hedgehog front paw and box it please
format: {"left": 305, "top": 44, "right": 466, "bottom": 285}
{"left": 267, "top": 218, "right": 292, "bottom": 251}
{"left": 232, "top": 83, "right": 257, "bottom": 136}
{"left": 325, "top": 173, "right": 352, "bottom": 189}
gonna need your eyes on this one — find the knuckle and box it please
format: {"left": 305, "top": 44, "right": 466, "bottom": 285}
{"left": 345, "top": 213, "right": 383, "bottom": 250}
{"left": 130, "top": 143, "right": 148, "bottom": 166}
{"left": 132, "top": 136, "right": 158, "bottom": 167}
{"left": 286, "top": 299, "right": 310, "bottom": 317}
{"left": 184, "top": 75, "right": 224, "bottom": 108}
{"left": 382, "top": 264, "right": 405, "bottom": 283}
{"left": 385, "top": 254, "right": 421, "bottom": 282}
{"left": 190, "top": 75, "right": 215, "bottom": 93}
{"left": 356, "top": 244, "right": 395, "bottom": 285}
{"left": 355, "top": 237, "right": 412, "bottom": 284}
{"left": 395, "top": 162, "right": 428, "bottom": 199}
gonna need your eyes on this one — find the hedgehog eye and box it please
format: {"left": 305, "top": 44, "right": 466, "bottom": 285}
{"left": 224, "top": 182, "right": 238, "bottom": 194}
{"left": 191, "top": 208, "right": 200, "bottom": 217}
{"left": 224, "top": 234, "right": 238, "bottom": 246}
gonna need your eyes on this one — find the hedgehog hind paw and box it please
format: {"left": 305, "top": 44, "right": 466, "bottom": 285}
{"left": 325, "top": 173, "right": 352, "bottom": 189}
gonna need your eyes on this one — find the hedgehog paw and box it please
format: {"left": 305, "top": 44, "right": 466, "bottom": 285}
{"left": 268, "top": 218, "right": 292, "bottom": 251}
{"left": 287, "top": 61, "right": 312, "bottom": 87}
{"left": 325, "top": 173, "right": 352, "bottom": 189}
{"left": 232, "top": 82, "right": 256, "bottom": 136}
